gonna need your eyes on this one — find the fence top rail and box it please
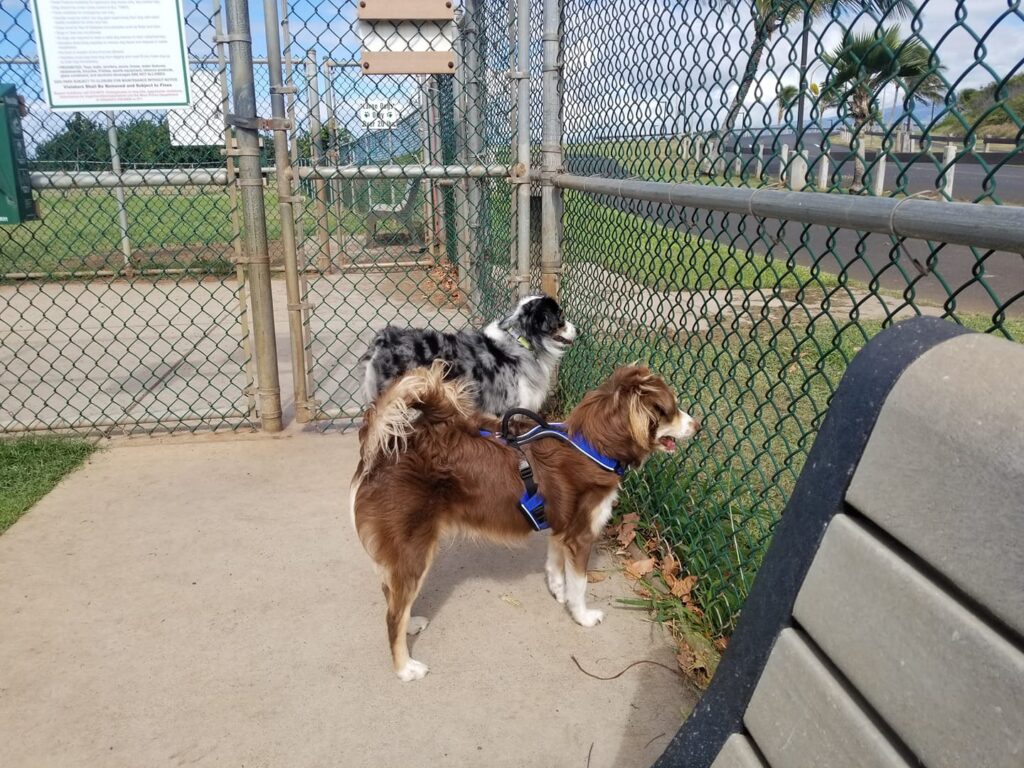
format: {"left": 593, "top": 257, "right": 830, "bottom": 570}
{"left": 295, "top": 164, "right": 510, "bottom": 180}
{"left": 553, "top": 173, "right": 1024, "bottom": 254}
{"left": 31, "top": 169, "right": 231, "bottom": 189}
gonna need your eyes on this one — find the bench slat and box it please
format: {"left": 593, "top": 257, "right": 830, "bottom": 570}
{"left": 846, "top": 333, "right": 1024, "bottom": 637}
{"left": 794, "top": 514, "right": 1024, "bottom": 768}
{"left": 744, "top": 628, "right": 911, "bottom": 768}
{"left": 710, "top": 734, "right": 766, "bottom": 768}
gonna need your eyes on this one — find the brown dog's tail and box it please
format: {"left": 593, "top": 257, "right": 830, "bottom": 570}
{"left": 358, "top": 361, "right": 474, "bottom": 477}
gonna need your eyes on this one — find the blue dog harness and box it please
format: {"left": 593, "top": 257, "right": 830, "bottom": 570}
{"left": 480, "top": 408, "right": 626, "bottom": 532}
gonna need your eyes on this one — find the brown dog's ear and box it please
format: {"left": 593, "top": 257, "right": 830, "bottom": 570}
{"left": 626, "top": 390, "right": 654, "bottom": 448}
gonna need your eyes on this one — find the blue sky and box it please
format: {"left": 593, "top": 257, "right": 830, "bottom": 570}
{"left": 2, "top": 0, "right": 1022, "bottom": 147}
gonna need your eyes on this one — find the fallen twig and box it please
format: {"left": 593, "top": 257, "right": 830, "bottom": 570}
{"left": 571, "top": 654, "right": 680, "bottom": 681}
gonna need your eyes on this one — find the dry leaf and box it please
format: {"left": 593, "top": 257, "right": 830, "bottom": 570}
{"left": 661, "top": 555, "right": 680, "bottom": 580}
{"left": 644, "top": 538, "right": 659, "bottom": 552}
{"left": 587, "top": 571, "right": 607, "bottom": 583}
{"left": 714, "top": 637, "right": 729, "bottom": 653}
{"left": 500, "top": 594, "right": 522, "bottom": 609}
{"left": 617, "top": 522, "right": 637, "bottom": 549}
{"left": 621, "top": 512, "right": 640, "bottom": 524}
{"left": 625, "top": 557, "right": 657, "bottom": 580}
{"left": 675, "top": 648, "right": 697, "bottom": 673}
{"left": 671, "top": 574, "right": 698, "bottom": 599}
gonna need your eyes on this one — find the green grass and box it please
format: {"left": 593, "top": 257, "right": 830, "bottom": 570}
{"left": 0, "top": 186, "right": 388, "bottom": 275}
{"left": 566, "top": 194, "right": 838, "bottom": 291}
{"left": 0, "top": 437, "right": 95, "bottom": 534}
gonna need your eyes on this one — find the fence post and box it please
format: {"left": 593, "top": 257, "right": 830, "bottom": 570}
{"left": 872, "top": 152, "right": 887, "bottom": 197}
{"left": 816, "top": 146, "right": 830, "bottom": 190}
{"left": 104, "top": 112, "right": 132, "bottom": 268}
{"left": 212, "top": 0, "right": 256, "bottom": 417}
{"left": 321, "top": 60, "right": 343, "bottom": 229}
{"left": 754, "top": 142, "right": 763, "bottom": 181}
{"left": 699, "top": 137, "right": 711, "bottom": 175}
{"left": 305, "top": 49, "right": 332, "bottom": 272}
{"left": 540, "top": 0, "right": 563, "bottom": 299}
{"left": 789, "top": 149, "right": 807, "bottom": 191}
{"left": 681, "top": 136, "right": 691, "bottom": 177}
{"left": 513, "top": 0, "right": 531, "bottom": 298}
{"left": 942, "top": 143, "right": 956, "bottom": 200}
{"left": 779, "top": 144, "right": 789, "bottom": 185}
{"left": 263, "top": 0, "right": 314, "bottom": 423}
{"left": 458, "top": 0, "right": 485, "bottom": 312}
{"left": 224, "top": 0, "right": 283, "bottom": 432}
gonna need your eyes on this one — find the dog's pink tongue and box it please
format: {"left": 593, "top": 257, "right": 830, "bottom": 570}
{"left": 660, "top": 437, "right": 677, "bottom": 451}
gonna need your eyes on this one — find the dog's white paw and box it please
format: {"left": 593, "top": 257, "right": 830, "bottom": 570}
{"left": 396, "top": 659, "right": 429, "bottom": 682}
{"left": 407, "top": 616, "right": 430, "bottom": 635}
{"left": 572, "top": 608, "right": 605, "bottom": 628}
{"left": 546, "top": 573, "right": 566, "bottom": 604}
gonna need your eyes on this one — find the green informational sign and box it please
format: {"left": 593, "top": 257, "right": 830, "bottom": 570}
{"left": 0, "top": 84, "right": 37, "bottom": 225}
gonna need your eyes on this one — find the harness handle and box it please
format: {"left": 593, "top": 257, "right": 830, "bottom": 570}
{"left": 500, "top": 407, "right": 552, "bottom": 444}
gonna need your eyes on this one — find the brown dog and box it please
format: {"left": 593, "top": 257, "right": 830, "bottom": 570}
{"left": 350, "top": 362, "right": 700, "bottom": 681}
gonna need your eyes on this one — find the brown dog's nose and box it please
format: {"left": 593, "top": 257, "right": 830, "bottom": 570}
{"left": 692, "top": 419, "right": 702, "bottom": 434}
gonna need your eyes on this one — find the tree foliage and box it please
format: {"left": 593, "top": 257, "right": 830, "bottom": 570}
{"left": 823, "top": 24, "right": 944, "bottom": 189}
{"left": 34, "top": 114, "right": 225, "bottom": 169}
{"left": 938, "top": 73, "right": 1024, "bottom": 139}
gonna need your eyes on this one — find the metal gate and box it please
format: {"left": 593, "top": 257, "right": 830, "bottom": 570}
{"left": 258, "top": 0, "right": 519, "bottom": 423}
{"left": 0, "top": 1, "right": 258, "bottom": 434}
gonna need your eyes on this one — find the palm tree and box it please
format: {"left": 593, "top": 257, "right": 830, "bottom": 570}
{"left": 822, "top": 25, "right": 946, "bottom": 191}
{"left": 777, "top": 84, "right": 800, "bottom": 124}
{"left": 724, "top": 0, "right": 913, "bottom": 134}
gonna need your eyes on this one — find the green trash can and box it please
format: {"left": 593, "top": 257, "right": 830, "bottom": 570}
{"left": 0, "top": 84, "right": 37, "bottom": 225}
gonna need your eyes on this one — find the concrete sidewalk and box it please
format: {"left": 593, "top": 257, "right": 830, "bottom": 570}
{"left": 0, "top": 433, "right": 698, "bottom": 768}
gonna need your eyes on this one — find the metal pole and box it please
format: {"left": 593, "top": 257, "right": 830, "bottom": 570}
{"left": 795, "top": 10, "right": 810, "bottom": 142}
{"left": 224, "top": 0, "right": 283, "bottom": 432}
{"left": 513, "top": 0, "right": 531, "bottom": 298}
{"left": 263, "top": 0, "right": 314, "bottom": 423}
{"left": 305, "top": 49, "right": 332, "bottom": 272}
{"left": 104, "top": 112, "right": 132, "bottom": 268}
{"left": 540, "top": 0, "right": 563, "bottom": 299}
{"left": 212, "top": 0, "right": 255, "bottom": 418}
{"left": 280, "top": 0, "right": 307, "bottom": 261}
{"left": 321, "top": 60, "right": 343, "bottom": 226}
{"left": 551, "top": 173, "right": 1024, "bottom": 253}
{"left": 452, "top": 11, "right": 475, "bottom": 307}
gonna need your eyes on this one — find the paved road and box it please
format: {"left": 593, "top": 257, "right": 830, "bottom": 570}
{"left": 567, "top": 156, "right": 1023, "bottom": 317}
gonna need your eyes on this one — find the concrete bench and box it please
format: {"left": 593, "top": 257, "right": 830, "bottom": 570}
{"left": 655, "top": 317, "right": 1024, "bottom": 768}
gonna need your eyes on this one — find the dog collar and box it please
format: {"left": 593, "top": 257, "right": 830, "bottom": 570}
{"left": 511, "top": 332, "right": 532, "bottom": 351}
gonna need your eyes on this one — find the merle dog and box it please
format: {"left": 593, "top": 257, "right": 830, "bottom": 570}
{"left": 361, "top": 295, "right": 576, "bottom": 415}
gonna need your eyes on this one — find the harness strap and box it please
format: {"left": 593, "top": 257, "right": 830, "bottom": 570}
{"left": 480, "top": 427, "right": 548, "bottom": 530}
{"left": 481, "top": 412, "right": 626, "bottom": 532}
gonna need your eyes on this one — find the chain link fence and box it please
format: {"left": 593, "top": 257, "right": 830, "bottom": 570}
{"left": 3, "top": 0, "right": 1021, "bottom": 643}
{"left": 0, "top": 0, "right": 257, "bottom": 433}
{"left": 556, "top": 0, "right": 1023, "bottom": 637}
{"left": 275, "top": 0, "right": 516, "bottom": 422}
